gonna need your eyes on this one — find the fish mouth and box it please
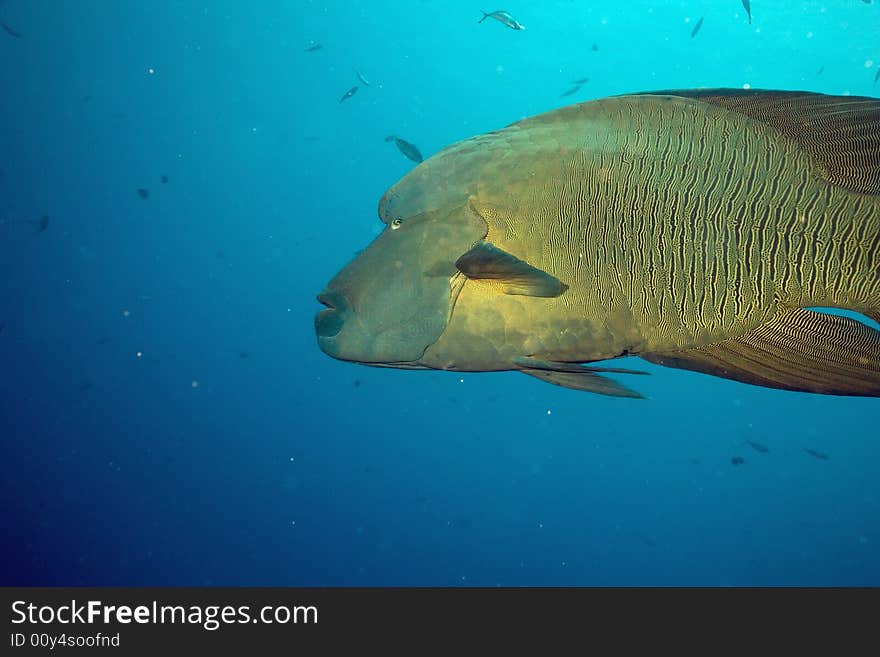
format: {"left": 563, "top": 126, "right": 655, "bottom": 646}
{"left": 315, "top": 290, "right": 349, "bottom": 339}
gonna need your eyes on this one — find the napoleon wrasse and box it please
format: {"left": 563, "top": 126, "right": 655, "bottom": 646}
{"left": 316, "top": 89, "right": 880, "bottom": 398}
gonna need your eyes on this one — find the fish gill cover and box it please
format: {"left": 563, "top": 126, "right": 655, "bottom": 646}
{"left": 0, "top": 0, "right": 878, "bottom": 587}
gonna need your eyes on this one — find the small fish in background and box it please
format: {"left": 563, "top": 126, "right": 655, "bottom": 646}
{"left": 304, "top": 42, "right": 322, "bottom": 52}
{"left": 731, "top": 456, "right": 746, "bottom": 466}
{"left": 690, "top": 17, "right": 704, "bottom": 38}
{"left": 875, "top": 68, "right": 880, "bottom": 84}
{"left": 160, "top": 175, "right": 169, "bottom": 183}
{"left": 571, "top": 77, "right": 589, "bottom": 84}
{"left": 816, "top": 65, "right": 825, "bottom": 76}
{"left": 355, "top": 70, "right": 372, "bottom": 87}
{"left": 804, "top": 448, "right": 829, "bottom": 460}
{"left": 137, "top": 188, "right": 149, "bottom": 199}
{"left": 591, "top": 43, "right": 599, "bottom": 52}
{"left": 744, "top": 440, "right": 769, "bottom": 453}
{"left": 385, "top": 135, "right": 423, "bottom": 163}
{"left": 96, "top": 336, "right": 112, "bottom": 345}
{"left": 24, "top": 215, "right": 49, "bottom": 233}
{"left": 560, "top": 84, "right": 582, "bottom": 97}
{"left": 0, "top": 321, "right": 6, "bottom": 334}
{"left": 78, "top": 382, "right": 94, "bottom": 392}
{"left": 741, "top": 0, "right": 752, "bottom": 24}
{"left": 339, "top": 86, "right": 358, "bottom": 103}
{"left": 859, "top": 0, "right": 872, "bottom": 4}
{"left": 1, "top": 22, "right": 22, "bottom": 38}
{"left": 478, "top": 9, "right": 525, "bottom": 30}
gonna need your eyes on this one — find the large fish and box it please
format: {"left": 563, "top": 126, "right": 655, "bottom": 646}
{"left": 315, "top": 89, "right": 880, "bottom": 398}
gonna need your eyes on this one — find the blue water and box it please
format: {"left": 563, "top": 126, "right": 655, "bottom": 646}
{"left": 1, "top": 1, "right": 878, "bottom": 586}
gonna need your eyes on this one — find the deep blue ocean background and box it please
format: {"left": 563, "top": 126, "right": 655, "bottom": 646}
{"left": 1, "top": 1, "right": 878, "bottom": 586}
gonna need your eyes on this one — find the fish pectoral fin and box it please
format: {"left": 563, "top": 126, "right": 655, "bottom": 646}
{"left": 641, "top": 308, "right": 880, "bottom": 396}
{"left": 455, "top": 242, "right": 568, "bottom": 297}
{"left": 520, "top": 368, "right": 645, "bottom": 398}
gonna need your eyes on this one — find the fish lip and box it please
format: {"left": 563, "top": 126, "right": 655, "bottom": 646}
{"left": 316, "top": 291, "right": 336, "bottom": 309}
{"left": 315, "top": 307, "right": 344, "bottom": 339}
{"left": 317, "top": 289, "right": 350, "bottom": 311}
{"left": 315, "top": 289, "right": 351, "bottom": 340}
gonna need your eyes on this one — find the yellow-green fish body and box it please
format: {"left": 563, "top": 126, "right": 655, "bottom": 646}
{"left": 318, "top": 89, "right": 880, "bottom": 398}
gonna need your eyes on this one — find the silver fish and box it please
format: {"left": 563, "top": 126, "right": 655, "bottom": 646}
{"left": 741, "top": 0, "right": 752, "bottom": 24}
{"left": 478, "top": 10, "right": 525, "bottom": 31}
{"left": 339, "top": 86, "right": 358, "bottom": 103}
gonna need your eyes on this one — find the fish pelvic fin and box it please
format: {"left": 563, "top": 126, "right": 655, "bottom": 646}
{"left": 641, "top": 308, "right": 880, "bottom": 397}
{"left": 520, "top": 368, "right": 645, "bottom": 398}
{"left": 515, "top": 358, "right": 647, "bottom": 398}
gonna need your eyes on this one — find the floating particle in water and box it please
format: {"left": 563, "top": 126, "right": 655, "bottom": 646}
{"left": 191, "top": 380, "right": 199, "bottom": 389}
{"left": 137, "top": 188, "right": 149, "bottom": 199}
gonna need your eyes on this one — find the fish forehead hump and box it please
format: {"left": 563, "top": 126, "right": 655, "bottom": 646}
{"left": 377, "top": 96, "right": 670, "bottom": 224}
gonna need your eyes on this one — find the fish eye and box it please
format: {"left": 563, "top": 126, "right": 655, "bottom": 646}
{"left": 391, "top": 218, "right": 402, "bottom": 230}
